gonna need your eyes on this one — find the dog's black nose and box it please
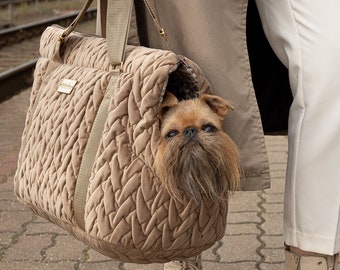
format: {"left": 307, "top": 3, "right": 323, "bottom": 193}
{"left": 184, "top": 127, "right": 197, "bottom": 138}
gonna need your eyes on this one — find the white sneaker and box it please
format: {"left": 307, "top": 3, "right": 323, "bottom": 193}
{"left": 285, "top": 250, "right": 339, "bottom": 270}
{"left": 163, "top": 255, "right": 202, "bottom": 270}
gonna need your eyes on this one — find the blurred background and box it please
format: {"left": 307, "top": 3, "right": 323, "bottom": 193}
{"left": 0, "top": 0, "right": 96, "bottom": 27}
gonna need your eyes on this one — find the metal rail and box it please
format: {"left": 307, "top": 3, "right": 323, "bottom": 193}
{"left": 0, "top": 0, "right": 37, "bottom": 8}
{"left": 0, "top": 7, "right": 96, "bottom": 47}
{"left": 0, "top": 0, "right": 48, "bottom": 6}
{"left": 0, "top": 59, "right": 37, "bottom": 101}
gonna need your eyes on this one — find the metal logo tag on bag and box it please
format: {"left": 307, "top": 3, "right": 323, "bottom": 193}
{"left": 57, "top": 79, "right": 77, "bottom": 94}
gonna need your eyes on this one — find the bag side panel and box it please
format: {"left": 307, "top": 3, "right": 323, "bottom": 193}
{"left": 15, "top": 25, "right": 112, "bottom": 225}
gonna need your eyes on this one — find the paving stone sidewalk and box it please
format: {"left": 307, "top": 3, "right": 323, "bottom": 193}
{"left": 0, "top": 89, "right": 288, "bottom": 270}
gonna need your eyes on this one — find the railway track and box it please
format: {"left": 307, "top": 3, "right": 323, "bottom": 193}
{"left": 0, "top": 59, "right": 37, "bottom": 100}
{"left": 0, "top": 0, "right": 54, "bottom": 8}
{"left": 0, "top": 7, "right": 96, "bottom": 47}
{"left": 0, "top": 8, "right": 97, "bottom": 101}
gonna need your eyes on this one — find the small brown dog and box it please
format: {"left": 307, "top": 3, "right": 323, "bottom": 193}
{"left": 155, "top": 92, "right": 241, "bottom": 203}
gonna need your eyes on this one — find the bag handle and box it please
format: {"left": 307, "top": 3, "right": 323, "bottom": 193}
{"left": 59, "top": 0, "right": 132, "bottom": 69}
{"left": 59, "top": 0, "right": 167, "bottom": 69}
{"left": 58, "top": 0, "right": 95, "bottom": 42}
{"left": 97, "top": 0, "right": 167, "bottom": 42}
{"left": 143, "top": 0, "right": 167, "bottom": 41}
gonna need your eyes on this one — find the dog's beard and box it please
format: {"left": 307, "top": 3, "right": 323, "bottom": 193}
{"left": 157, "top": 133, "right": 240, "bottom": 203}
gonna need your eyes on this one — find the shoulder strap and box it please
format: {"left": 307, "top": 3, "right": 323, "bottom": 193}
{"left": 106, "top": 0, "right": 133, "bottom": 67}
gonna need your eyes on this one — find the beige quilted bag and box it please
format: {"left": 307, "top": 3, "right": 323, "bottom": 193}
{"left": 14, "top": 0, "right": 228, "bottom": 263}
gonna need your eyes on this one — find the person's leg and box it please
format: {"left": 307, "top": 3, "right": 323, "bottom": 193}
{"left": 255, "top": 0, "right": 340, "bottom": 268}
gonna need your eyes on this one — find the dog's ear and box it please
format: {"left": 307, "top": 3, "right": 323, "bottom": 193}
{"left": 159, "top": 92, "right": 179, "bottom": 120}
{"left": 201, "top": 94, "right": 234, "bottom": 118}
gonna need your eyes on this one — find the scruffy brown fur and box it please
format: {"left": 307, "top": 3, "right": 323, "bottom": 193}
{"left": 155, "top": 92, "right": 241, "bottom": 203}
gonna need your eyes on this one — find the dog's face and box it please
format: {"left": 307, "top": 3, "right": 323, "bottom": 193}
{"left": 155, "top": 92, "right": 241, "bottom": 203}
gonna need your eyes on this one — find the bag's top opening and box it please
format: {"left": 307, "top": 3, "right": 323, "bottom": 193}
{"left": 166, "top": 61, "right": 200, "bottom": 101}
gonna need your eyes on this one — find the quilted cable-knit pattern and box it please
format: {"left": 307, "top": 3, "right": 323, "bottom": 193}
{"left": 14, "top": 25, "right": 228, "bottom": 263}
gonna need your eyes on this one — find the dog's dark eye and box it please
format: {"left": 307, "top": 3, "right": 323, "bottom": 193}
{"left": 202, "top": 124, "right": 217, "bottom": 133}
{"left": 166, "top": 130, "right": 179, "bottom": 139}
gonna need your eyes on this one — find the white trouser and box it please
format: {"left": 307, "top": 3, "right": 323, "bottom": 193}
{"left": 255, "top": 0, "right": 340, "bottom": 255}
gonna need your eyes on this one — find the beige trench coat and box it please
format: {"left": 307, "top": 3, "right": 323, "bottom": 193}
{"left": 97, "top": 0, "right": 273, "bottom": 191}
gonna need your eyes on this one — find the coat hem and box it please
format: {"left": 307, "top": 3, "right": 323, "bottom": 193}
{"left": 240, "top": 171, "right": 271, "bottom": 191}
